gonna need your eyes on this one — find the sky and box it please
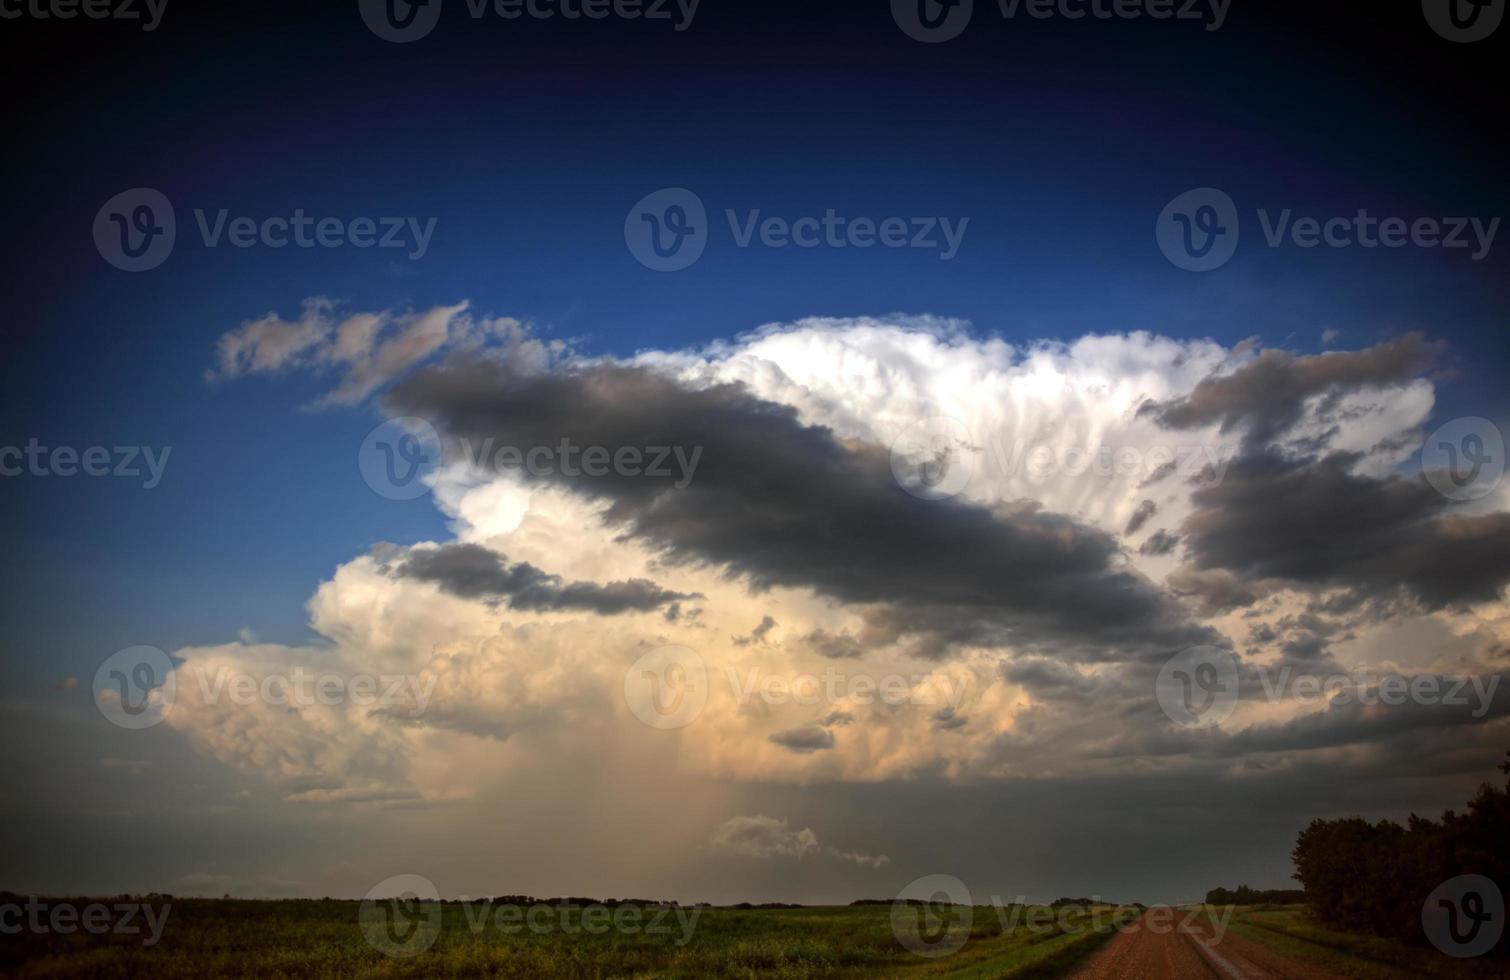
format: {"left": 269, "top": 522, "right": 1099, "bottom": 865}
{"left": 1, "top": 0, "right": 1508, "bottom": 906}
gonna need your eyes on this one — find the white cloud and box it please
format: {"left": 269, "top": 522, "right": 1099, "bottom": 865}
{"left": 176, "top": 305, "right": 1508, "bottom": 813}
{"left": 205, "top": 299, "right": 563, "bottom": 407}
{"left": 706, "top": 815, "right": 888, "bottom": 868}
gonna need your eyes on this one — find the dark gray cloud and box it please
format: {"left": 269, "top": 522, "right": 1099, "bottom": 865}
{"left": 734, "top": 615, "right": 778, "bottom": 647}
{"left": 1279, "top": 632, "right": 1330, "bottom": 663}
{"left": 390, "top": 542, "right": 695, "bottom": 614}
{"left": 387, "top": 360, "right": 1212, "bottom": 661}
{"left": 1247, "top": 622, "right": 1277, "bottom": 646}
{"left": 1141, "top": 334, "right": 1438, "bottom": 450}
{"left": 1177, "top": 452, "right": 1510, "bottom": 609}
{"left": 769, "top": 724, "right": 836, "bottom": 753}
{"left": 1001, "top": 656, "right": 1098, "bottom": 703}
{"left": 933, "top": 707, "right": 968, "bottom": 732}
{"left": 1166, "top": 566, "right": 1259, "bottom": 615}
{"left": 803, "top": 629, "right": 865, "bottom": 660}
{"left": 1218, "top": 674, "right": 1510, "bottom": 756}
{"left": 1095, "top": 667, "right": 1508, "bottom": 768}
{"left": 1124, "top": 500, "right": 1157, "bottom": 536}
{"left": 1141, "top": 336, "right": 1510, "bottom": 613}
{"left": 1138, "top": 529, "right": 1180, "bottom": 557}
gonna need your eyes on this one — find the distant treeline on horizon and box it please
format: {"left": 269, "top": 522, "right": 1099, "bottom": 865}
{"left": 1204, "top": 885, "right": 1306, "bottom": 906}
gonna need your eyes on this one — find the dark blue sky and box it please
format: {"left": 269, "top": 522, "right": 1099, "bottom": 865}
{"left": 1, "top": 0, "right": 1509, "bottom": 915}
{"left": 2, "top": 0, "right": 1506, "bottom": 711}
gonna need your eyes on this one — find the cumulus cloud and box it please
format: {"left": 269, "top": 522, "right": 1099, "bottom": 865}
{"left": 387, "top": 357, "right": 1211, "bottom": 662}
{"left": 388, "top": 542, "right": 694, "bottom": 614}
{"left": 706, "top": 815, "right": 888, "bottom": 868}
{"left": 179, "top": 305, "right": 1509, "bottom": 825}
{"left": 162, "top": 642, "right": 426, "bottom": 806}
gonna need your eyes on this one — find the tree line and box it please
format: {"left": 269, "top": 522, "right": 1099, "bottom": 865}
{"left": 1290, "top": 750, "right": 1509, "bottom": 953}
{"left": 1204, "top": 885, "right": 1305, "bottom": 906}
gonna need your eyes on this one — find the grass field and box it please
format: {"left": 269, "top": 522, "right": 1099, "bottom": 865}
{"left": 1209, "top": 905, "right": 1510, "bottom": 980}
{"left": 0, "top": 898, "right": 1122, "bottom": 979}
{"left": 8, "top": 899, "right": 1508, "bottom": 978}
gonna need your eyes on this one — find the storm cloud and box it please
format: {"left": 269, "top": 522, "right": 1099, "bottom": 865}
{"left": 1141, "top": 336, "right": 1510, "bottom": 613}
{"left": 1141, "top": 334, "right": 1439, "bottom": 450}
{"left": 1177, "top": 452, "right": 1510, "bottom": 609}
{"left": 391, "top": 542, "right": 694, "bottom": 614}
{"left": 387, "top": 359, "right": 1211, "bottom": 661}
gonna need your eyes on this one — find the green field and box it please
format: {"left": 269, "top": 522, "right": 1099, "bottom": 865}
{"left": 1209, "top": 905, "right": 1510, "bottom": 980}
{"left": 9, "top": 899, "right": 1509, "bottom": 978}
{"left": 0, "top": 899, "right": 1121, "bottom": 979}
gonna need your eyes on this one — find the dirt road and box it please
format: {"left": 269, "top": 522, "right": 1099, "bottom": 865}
{"left": 1067, "top": 910, "right": 1349, "bottom": 980}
